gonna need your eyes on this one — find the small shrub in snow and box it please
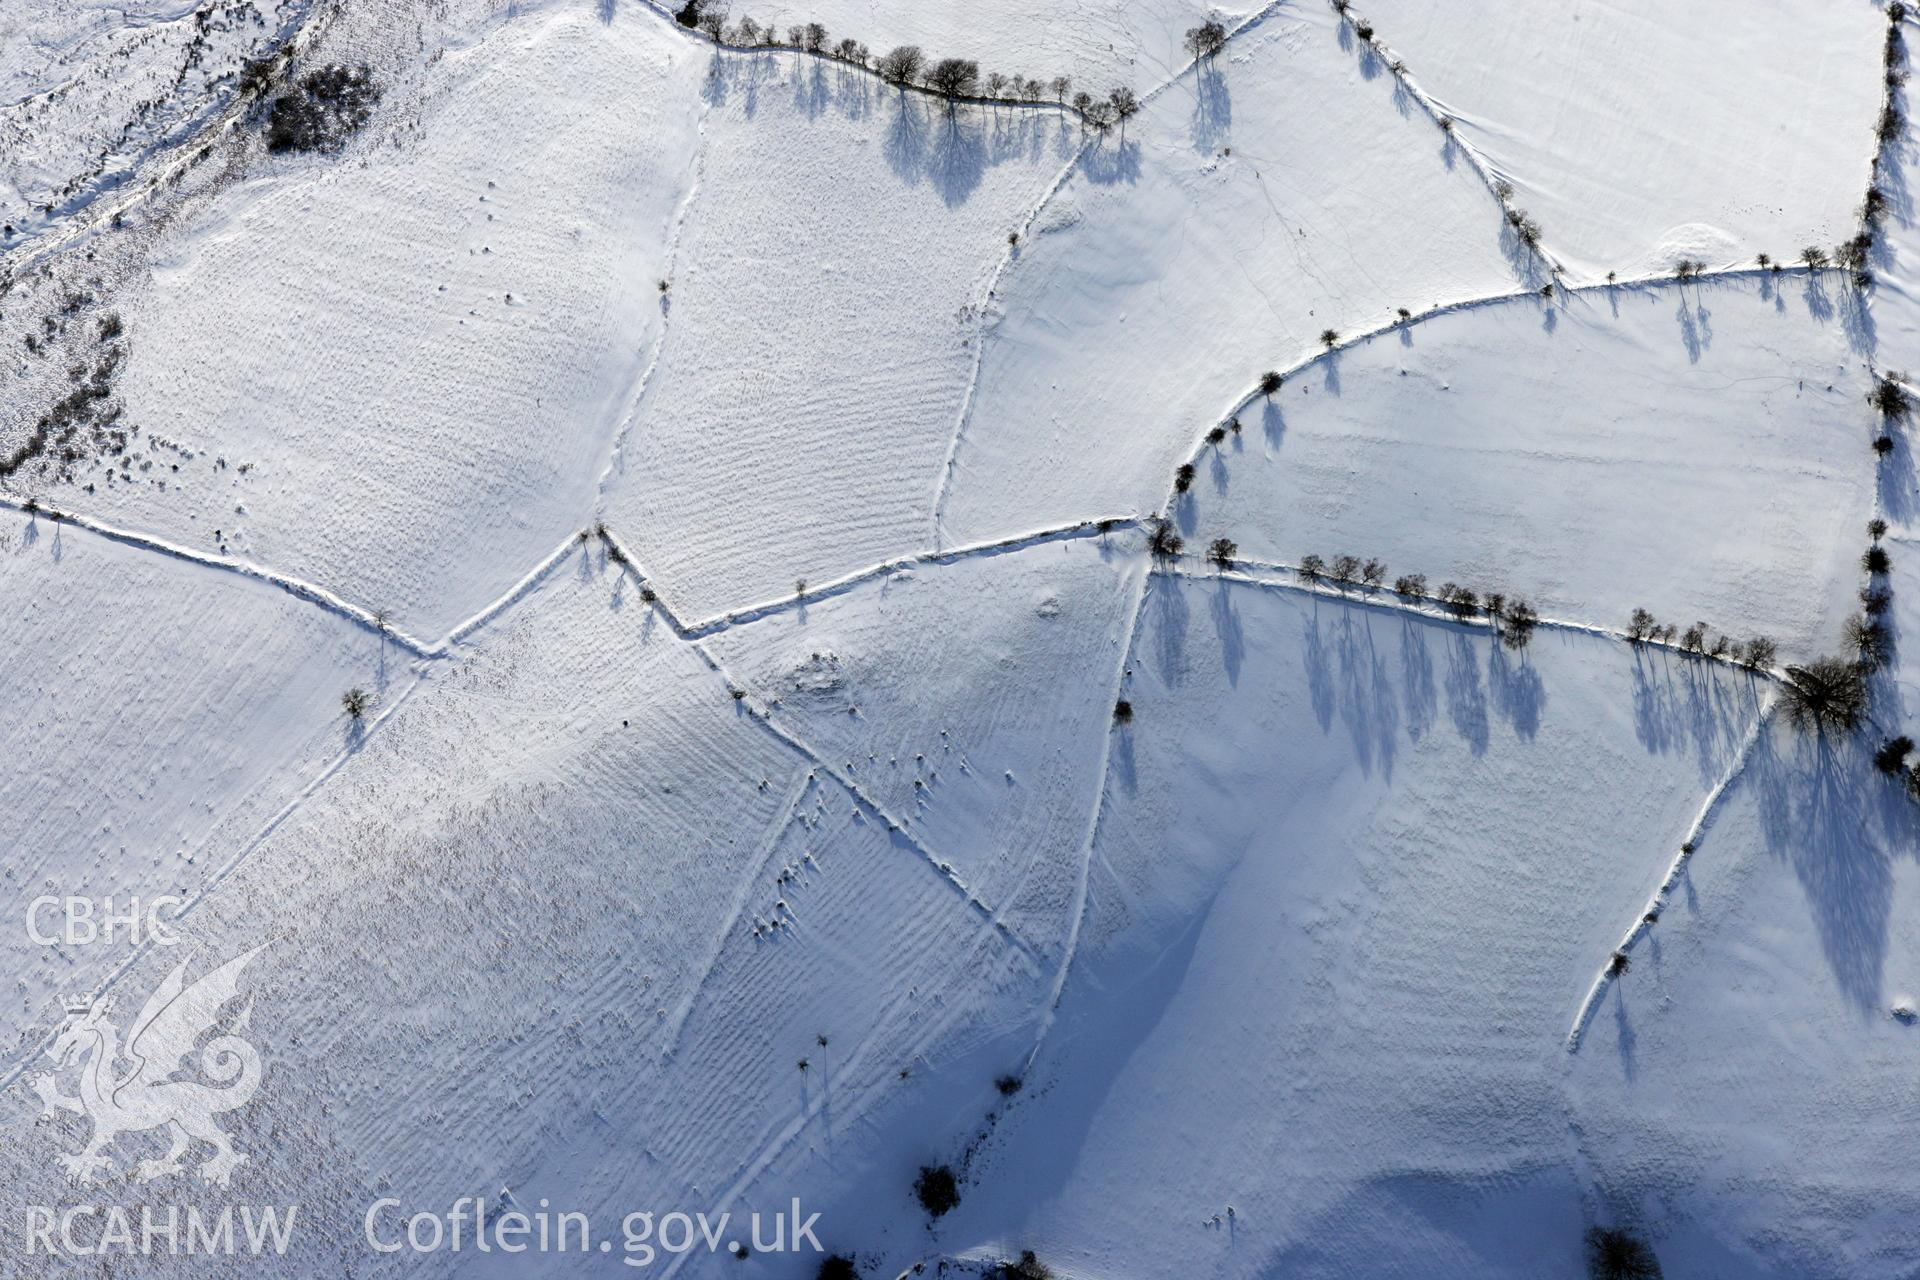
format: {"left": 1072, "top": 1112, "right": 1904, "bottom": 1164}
{"left": 817, "top": 1257, "right": 860, "bottom": 1280}
{"left": 1871, "top": 517, "right": 1891, "bottom": 540}
{"left": 913, "top": 1165, "right": 960, "bottom": 1217}
{"left": 1872, "top": 379, "right": 1911, "bottom": 418}
{"left": 1876, "top": 434, "right": 1897, "bottom": 456}
{"left": 1320, "top": 328, "right": 1340, "bottom": 347}
{"left": 994, "top": 1073, "right": 1024, "bottom": 1096}
{"left": 1206, "top": 425, "right": 1227, "bottom": 445}
{"left": 1584, "top": 1226, "right": 1661, "bottom": 1279}
{"left": 1865, "top": 544, "right": 1893, "bottom": 575}
{"left": 1208, "top": 537, "right": 1238, "bottom": 569}
{"left": 1782, "top": 657, "right": 1869, "bottom": 734}
{"left": 1874, "top": 735, "right": 1914, "bottom": 774}
{"left": 992, "top": 1251, "right": 1055, "bottom": 1280}
{"left": 341, "top": 687, "right": 372, "bottom": 720}
{"left": 1113, "top": 699, "right": 1134, "bottom": 724}
{"left": 1607, "top": 951, "right": 1630, "bottom": 976}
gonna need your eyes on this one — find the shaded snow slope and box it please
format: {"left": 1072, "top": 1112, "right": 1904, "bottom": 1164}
{"left": 602, "top": 48, "right": 1071, "bottom": 619}
{"left": 1358, "top": 0, "right": 1886, "bottom": 281}
{"left": 1183, "top": 279, "right": 1874, "bottom": 660}
{"left": 0, "top": 507, "right": 396, "bottom": 1073}
{"left": 926, "top": 572, "right": 1764, "bottom": 1278}
{"left": 49, "top": 7, "right": 703, "bottom": 636}
{"left": 940, "top": 1, "right": 1522, "bottom": 548}
{"left": 1569, "top": 721, "right": 1920, "bottom": 1279}
{"left": 0, "top": 545, "right": 1054, "bottom": 1276}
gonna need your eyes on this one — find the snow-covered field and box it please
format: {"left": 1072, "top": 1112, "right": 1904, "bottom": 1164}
{"left": 3, "top": 0, "right": 1917, "bottom": 1276}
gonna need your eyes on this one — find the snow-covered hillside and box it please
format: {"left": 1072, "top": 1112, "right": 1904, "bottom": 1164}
{"left": 3, "top": 0, "right": 1916, "bottom": 1276}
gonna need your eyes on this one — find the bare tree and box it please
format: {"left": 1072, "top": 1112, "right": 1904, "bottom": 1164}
{"left": 1781, "top": 656, "right": 1869, "bottom": 734}
{"left": 876, "top": 45, "right": 925, "bottom": 85}
{"left": 927, "top": 57, "right": 981, "bottom": 100}
{"left": 1208, "top": 537, "right": 1238, "bottom": 569}
{"left": 1109, "top": 86, "right": 1139, "bottom": 131}
{"left": 1502, "top": 600, "right": 1539, "bottom": 650}
{"left": 1051, "top": 75, "right": 1071, "bottom": 103}
{"left": 1185, "top": 15, "right": 1229, "bottom": 60}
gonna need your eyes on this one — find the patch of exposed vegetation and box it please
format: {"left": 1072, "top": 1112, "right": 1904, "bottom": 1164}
{"left": 265, "top": 64, "right": 381, "bottom": 154}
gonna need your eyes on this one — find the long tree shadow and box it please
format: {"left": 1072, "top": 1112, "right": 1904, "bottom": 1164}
{"left": 1399, "top": 614, "right": 1437, "bottom": 742}
{"left": 1211, "top": 574, "right": 1244, "bottom": 686}
{"left": 1190, "top": 61, "right": 1231, "bottom": 153}
{"left": 1751, "top": 727, "right": 1920, "bottom": 1014}
{"left": 1331, "top": 607, "right": 1400, "bottom": 778}
{"left": 1444, "top": 630, "right": 1490, "bottom": 754}
{"left": 1081, "top": 137, "right": 1141, "bottom": 186}
{"left": 1150, "top": 571, "right": 1191, "bottom": 689}
{"left": 1487, "top": 639, "right": 1544, "bottom": 740}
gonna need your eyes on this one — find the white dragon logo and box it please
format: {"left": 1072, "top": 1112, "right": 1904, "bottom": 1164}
{"left": 31, "top": 945, "right": 267, "bottom": 1186}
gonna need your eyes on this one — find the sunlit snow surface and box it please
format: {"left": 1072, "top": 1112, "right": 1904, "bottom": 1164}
{"left": 1, "top": 0, "right": 1915, "bottom": 1276}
